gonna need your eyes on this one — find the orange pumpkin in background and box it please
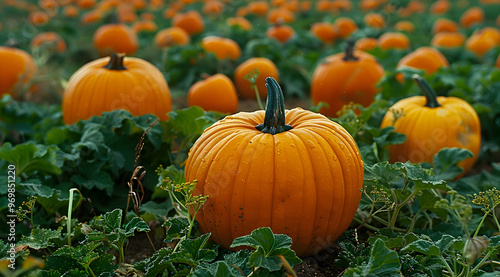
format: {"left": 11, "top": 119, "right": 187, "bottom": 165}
{"left": 465, "top": 27, "right": 500, "bottom": 56}
{"left": 62, "top": 53, "right": 172, "bottom": 124}
{"left": 201, "top": 36, "right": 241, "bottom": 60}
{"left": 30, "top": 32, "right": 67, "bottom": 53}
{"left": 394, "top": 21, "right": 415, "bottom": 33}
{"left": 93, "top": 23, "right": 139, "bottom": 56}
{"left": 432, "top": 18, "right": 459, "bottom": 34}
{"left": 378, "top": 32, "right": 411, "bottom": 50}
{"left": 310, "top": 22, "right": 336, "bottom": 44}
{"left": 188, "top": 74, "right": 238, "bottom": 114}
{"left": 227, "top": 16, "right": 252, "bottom": 31}
{"left": 430, "top": 0, "right": 451, "bottom": 14}
{"left": 311, "top": 41, "right": 385, "bottom": 117}
{"left": 364, "top": 13, "right": 385, "bottom": 29}
{"left": 0, "top": 46, "right": 38, "bottom": 98}
{"left": 172, "top": 10, "right": 205, "bottom": 35}
{"left": 266, "top": 23, "right": 295, "bottom": 43}
{"left": 381, "top": 75, "right": 481, "bottom": 179}
{"left": 267, "top": 8, "right": 295, "bottom": 24}
{"left": 247, "top": 1, "right": 269, "bottom": 16}
{"left": 234, "top": 57, "right": 280, "bottom": 100}
{"left": 355, "top": 37, "right": 378, "bottom": 51}
{"left": 185, "top": 77, "right": 364, "bottom": 258}
{"left": 333, "top": 17, "right": 358, "bottom": 39}
{"left": 154, "top": 27, "right": 190, "bottom": 48}
{"left": 396, "top": 47, "right": 449, "bottom": 82}
{"left": 460, "top": 6, "right": 485, "bottom": 28}
{"left": 431, "top": 32, "right": 466, "bottom": 48}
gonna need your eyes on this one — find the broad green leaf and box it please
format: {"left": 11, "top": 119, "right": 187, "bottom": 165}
{"left": 343, "top": 239, "right": 402, "bottom": 276}
{"left": 367, "top": 229, "right": 419, "bottom": 250}
{"left": 70, "top": 172, "right": 114, "bottom": 197}
{"left": 178, "top": 233, "right": 216, "bottom": 263}
{"left": 138, "top": 200, "right": 173, "bottom": 222}
{"left": 88, "top": 253, "right": 118, "bottom": 275}
{"left": 363, "top": 162, "right": 401, "bottom": 187}
{"left": 163, "top": 217, "right": 190, "bottom": 243}
{"left": 394, "top": 162, "right": 450, "bottom": 191}
{"left": 123, "top": 217, "right": 151, "bottom": 235}
{"left": 0, "top": 143, "right": 62, "bottom": 176}
{"left": 166, "top": 106, "right": 217, "bottom": 138}
{"left": 231, "top": 227, "right": 276, "bottom": 251}
{"left": 18, "top": 228, "right": 62, "bottom": 250}
{"left": 192, "top": 261, "right": 241, "bottom": 277}
{"left": 248, "top": 247, "right": 282, "bottom": 272}
{"left": 401, "top": 239, "right": 440, "bottom": 256}
{"left": 433, "top": 148, "right": 474, "bottom": 180}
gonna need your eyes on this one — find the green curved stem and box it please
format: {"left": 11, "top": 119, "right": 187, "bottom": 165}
{"left": 103, "top": 53, "right": 127, "bottom": 70}
{"left": 255, "top": 77, "right": 292, "bottom": 135}
{"left": 412, "top": 74, "right": 441, "bottom": 108}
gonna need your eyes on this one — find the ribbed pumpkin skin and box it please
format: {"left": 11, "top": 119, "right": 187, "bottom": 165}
{"left": 185, "top": 108, "right": 364, "bottom": 257}
{"left": 62, "top": 56, "right": 172, "bottom": 124}
{"left": 380, "top": 96, "right": 481, "bottom": 177}
{"left": 311, "top": 51, "right": 385, "bottom": 117}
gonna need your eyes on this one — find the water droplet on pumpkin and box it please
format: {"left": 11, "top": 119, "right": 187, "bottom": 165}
{"left": 290, "top": 144, "right": 296, "bottom": 148}
{"left": 333, "top": 156, "right": 338, "bottom": 161}
{"left": 340, "top": 145, "right": 344, "bottom": 149}
{"left": 307, "top": 140, "right": 315, "bottom": 149}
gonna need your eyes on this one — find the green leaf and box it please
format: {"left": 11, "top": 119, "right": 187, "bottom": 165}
{"left": 230, "top": 227, "right": 301, "bottom": 271}
{"left": 18, "top": 228, "right": 62, "bottom": 250}
{"left": 166, "top": 106, "right": 217, "bottom": 138}
{"left": 432, "top": 148, "right": 474, "bottom": 180}
{"left": 394, "top": 162, "right": 450, "bottom": 192}
{"left": 138, "top": 200, "right": 173, "bottom": 222}
{"left": 163, "top": 217, "right": 190, "bottom": 243}
{"left": 344, "top": 239, "right": 402, "bottom": 276}
{"left": 178, "top": 233, "right": 216, "bottom": 263}
{"left": 123, "top": 217, "right": 151, "bottom": 235}
{"left": 401, "top": 238, "right": 441, "bottom": 256}
{"left": 70, "top": 172, "right": 114, "bottom": 197}
{"left": 364, "top": 162, "right": 402, "bottom": 187}
{"left": 0, "top": 143, "right": 62, "bottom": 176}
{"left": 192, "top": 261, "right": 241, "bottom": 277}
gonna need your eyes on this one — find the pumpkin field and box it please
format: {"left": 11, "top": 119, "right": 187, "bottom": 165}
{"left": 2, "top": 0, "right": 500, "bottom": 276}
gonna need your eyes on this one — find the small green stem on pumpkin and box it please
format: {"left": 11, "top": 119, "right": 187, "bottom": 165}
{"left": 255, "top": 77, "right": 292, "bottom": 135}
{"left": 103, "top": 53, "right": 128, "bottom": 70}
{"left": 412, "top": 74, "right": 441, "bottom": 108}
{"left": 342, "top": 39, "right": 359, "bottom": 62}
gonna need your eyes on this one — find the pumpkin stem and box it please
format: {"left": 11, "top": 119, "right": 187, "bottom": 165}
{"left": 342, "top": 39, "right": 359, "bottom": 62}
{"left": 255, "top": 77, "right": 292, "bottom": 135}
{"left": 412, "top": 74, "right": 441, "bottom": 108}
{"left": 103, "top": 53, "right": 127, "bottom": 70}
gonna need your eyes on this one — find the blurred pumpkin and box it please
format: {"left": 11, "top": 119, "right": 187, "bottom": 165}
{"left": 465, "top": 27, "right": 500, "bottom": 56}
{"left": 355, "top": 37, "right": 378, "bottom": 51}
{"left": 310, "top": 22, "right": 336, "bottom": 44}
{"left": 333, "top": 17, "right": 358, "bottom": 39}
{"left": 381, "top": 75, "right": 481, "bottom": 179}
{"left": 247, "top": 1, "right": 269, "bottom": 16}
{"left": 267, "top": 8, "right": 295, "bottom": 23}
{"left": 378, "top": 32, "right": 410, "bottom": 50}
{"left": 28, "top": 11, "right": 50, "bottom": 26}
{"left": 460, "top": 6, "right": 484, "bottom": 28}
{"left": 132, "top": 20, "right": 158, "bottom": 33}
{"left": 364, "top": 13, "right": 385, "bottom": 28}
{"left": 227, "top": 17, "right": 252, "bottom": 31}
{"left": 234, "top": 57, "right": 280, "bottom": 99}
{"left": 430, "top": 0, "right": 451, "bottom": 14}
{"left": 154, "top": 27, "right": 190, "bottom": 48}
{"left": 396, "top": 47, "right": 449, "bottom": 82}
{"left": 0, "top": 46, "right": 38, "bottom": 98}
{"left": 394, "top": 21, "right": 415, "bottom": 33}
{"left": 266, "top": 23, "right": 295, "bottom": 43}
{"left": 202, "top": 0, "right": 224, "bottom": 15}
{"left": 30, "top": 32, "right": 67, "bottom": 53}
{"left": 62, "top": 53, "right": 172, "bottom": 124}
{"left": 93, "top": 23, "right": 139, "bottom": 56}
{"left": 431, "top": 32, "right": 466, "bottom": 48}
{"left": 188, "top": 73, "right": 238, "bottom": 114}
{"left": 185, "top": 77, "right": 364, "bottom": 258}
{"left": 432, "top": 18, "right": 459, "bottom": 34}
{"left": 311, "top": 41, "right": 385, "bottom": 117}
{"left": 172, "top": 10, "right": 205, "bottom": 35}
{"left": 201, "top": 36, "right": 241, "bottom": 60}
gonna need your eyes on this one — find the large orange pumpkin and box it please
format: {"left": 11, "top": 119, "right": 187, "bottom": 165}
{"left": 185, "top": 77, "right": 364, "bottom": 258}
{"left": 380, "top": 75, "right": 481, "bottom": 178}
{"left": 310, "top": 41, "right": 385, "bottom": 117}
{"left": 0, "top": 46, "right": 38, "bottom": 98}
{"left": 62, "top": 53, "right": 172, "bottom": 124}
